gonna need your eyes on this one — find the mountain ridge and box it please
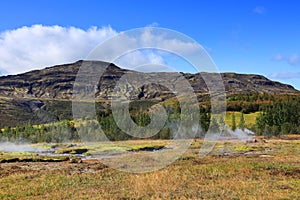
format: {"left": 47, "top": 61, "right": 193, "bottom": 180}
{"left": 0, "top": 60, "right": 298, "bottom": 101}
{"left": 0, "top": 60, "right": 299, "bottom": 128}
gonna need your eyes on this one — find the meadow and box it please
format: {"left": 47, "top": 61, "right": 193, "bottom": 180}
{"left": 0, "top": 136, "right": 299, "bottom": 199}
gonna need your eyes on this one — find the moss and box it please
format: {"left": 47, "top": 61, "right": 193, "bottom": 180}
{"left": 233, "top": 145, "right": 265, "bottom": 151}
{"left": 0, "top": 156, "right": 69, "bottom": 163}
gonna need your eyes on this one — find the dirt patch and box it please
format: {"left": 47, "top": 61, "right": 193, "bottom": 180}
{"left": 0, "top": 160, "right": 108, "bottom": 178}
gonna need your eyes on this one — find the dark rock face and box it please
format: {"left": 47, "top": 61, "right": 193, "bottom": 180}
{"left": 0, "top": 60, "right": 298, "bottom": 128}
{"left": 0, "top": 60, "right": 298, "bottom": 101}
{"left": 220, "top": 73, "right": 297, "bottom": 94}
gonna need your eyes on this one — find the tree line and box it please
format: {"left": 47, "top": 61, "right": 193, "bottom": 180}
{"left": 256, "top": 99, "right": 300, "bottom": 137}
{"left": 0, "top": 96, "right": 299, "bottom": 143}
{"left": 0, "top": 102, "right": 212, "bottom": 143}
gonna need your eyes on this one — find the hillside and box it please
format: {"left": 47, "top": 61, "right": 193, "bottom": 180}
{"left": 0, "top": 60, "right": 298, "bottom": 100}
{"left": 0, "top": 60, "right": 299, "bottom": 128}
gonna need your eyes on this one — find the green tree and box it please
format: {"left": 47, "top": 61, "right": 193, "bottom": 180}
{"left": 218, "top": 115, "right": 225, "bottom": 132}
{"left": 199, "top": 112, "right": 210, "bottom": 133}
{"left": 210, "top": 117, "right": 220, "bottom": 133}
{"left": 231, "top": 113, "right": 236, "bottom": 131}
{"left": 239, "top": 113, "right": 245, "bottom": 130}
{"left": 256, "top": 99, "right": 300, "bottom": 136}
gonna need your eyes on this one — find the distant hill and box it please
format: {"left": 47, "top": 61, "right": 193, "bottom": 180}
{"left": 0, "top": 60, "right": 299, "bottom": 128}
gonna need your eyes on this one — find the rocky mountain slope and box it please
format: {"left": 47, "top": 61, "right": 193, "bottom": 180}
{"left": 0, "top": 60, "right": 298, "bottom": 100}
{"left": 0, "top": 60, "right": 299, "bottom": 128}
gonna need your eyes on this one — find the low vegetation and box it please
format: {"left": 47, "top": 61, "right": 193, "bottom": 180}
{"left": 0, "top": 138, "right": 299, "bottom": 199}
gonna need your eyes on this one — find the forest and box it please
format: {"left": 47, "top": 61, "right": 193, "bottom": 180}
{"left": 0, "top": 93, "right": 299, "bottom": 143}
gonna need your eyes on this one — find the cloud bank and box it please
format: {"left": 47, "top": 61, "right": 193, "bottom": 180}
{"left": 0, "top": 25, "right": 118, "bottom": 75}
{"left": 0, "top": 25, "right": 203, "bottom": 75}
{"left": 0, "top": 25, "right": 117, "bottom": 74}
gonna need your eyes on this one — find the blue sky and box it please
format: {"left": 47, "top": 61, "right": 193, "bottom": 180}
{"left": 0, "top": 0, "right": 299, "bottom": 89}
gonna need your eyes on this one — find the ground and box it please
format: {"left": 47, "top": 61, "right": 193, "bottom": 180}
{"left": 0, "top": 136, "right": 299, "bottom": 199}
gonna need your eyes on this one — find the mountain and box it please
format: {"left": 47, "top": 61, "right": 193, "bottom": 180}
{"left": 0, "top": 60, "right": 299, "bottom": 128}
{"left": 0, "top": 60, "right": 298, "bottom": 100}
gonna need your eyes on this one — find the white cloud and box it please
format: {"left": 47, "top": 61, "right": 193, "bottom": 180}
{"left": 146, "top": 22, "right": 159, "bottom": 27}
{"left": 270, "top": 72, "right": 300, "bottom": 79}
{"left": 273, "top": 54, "right": 284, "bottom": 61}
{"left": 253, "top": 6, "right": 265, "bottom": 14}
{"left": 139, "top": 28, "right": 200, "bottom": 55}
{"left": 272, "top": 53, "right": 299, "bottom": 66}
{"left": 86, "top": 27, "right": 203, "bottom": 71}
{"left": 288, "top": 54, "right": 299, "bottom": 65}
{"left": 0, "top": 25, "right": 117, "bottom": 75}
{"left": 0, "top": 25, "right": 204, "bottom": 75}
{"left": 115, "top": 50, "right": 165, "bottom": 71}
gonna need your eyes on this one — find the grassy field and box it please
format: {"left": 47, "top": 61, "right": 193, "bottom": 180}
{"left": 0, "top": 136, "right": 299, "bottom": 199}
{"left": 225, "top": 111, "right": 259, "bottom": 128}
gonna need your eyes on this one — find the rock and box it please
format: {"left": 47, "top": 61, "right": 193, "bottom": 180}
{"left": 262, "top": 139, "right": 268, "bottom": 143}
{"left": 259, "top": 155, "right": 274, "bottom": 158}
{"left": 66, "top": 144, "right": 77, "bottom": 148}
{"left": 69, "top": 157, "right": 82, "bottom": 163}
{"left": 247, "top": 138, "right": 268, "bottom": 143}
